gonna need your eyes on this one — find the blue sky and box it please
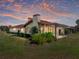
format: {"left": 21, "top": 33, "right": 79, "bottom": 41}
{"left": 0, "top": 0, "right": 79, "bottom": 26}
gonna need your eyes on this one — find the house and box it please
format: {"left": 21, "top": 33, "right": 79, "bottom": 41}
{"left": 24, "top": 14, "right": 69, "bottom": 39}
{"left": 9, "top": 14, "right": 70, "bottom": 39}
{"left": 9, "top": 24, "right": 25, "bottom": 33}
{"left": 75, "top": 25, "right": 79, "bottom": 32}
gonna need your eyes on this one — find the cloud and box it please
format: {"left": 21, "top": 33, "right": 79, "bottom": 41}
{"left": 13, "top": 3, "right": 22, "bottom": 12}
{"left": 39, "top": 2, "right": 74, "bottom": 17}
{"left": 0, "top": 0, "right": 78, "bottom": 26}
{"left": 4, "top": 0, "right": 14, "bottom": 2}
{"left": 5, "top": 2, "right": 22, "bottom": 12}
{"left": 0, "top": 13, "right": 24, "bottom": 20}
{"left": 0, "top": 19, "right": 12, "bottom": 25}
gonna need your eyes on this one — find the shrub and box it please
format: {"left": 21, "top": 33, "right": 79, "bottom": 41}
{"left": 45, "top": 32, "right": 54, "bottom": 43}
{"left": 30, "top": 26, "right": 38, "bottom": 35}
{"left": 32, "top": 32, "right": 54, "bottom": 45}
{"left": 32, "top": 34, "right": 44, "bottom": 45}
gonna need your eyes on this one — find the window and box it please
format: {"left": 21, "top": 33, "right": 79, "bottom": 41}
{"left": 59, "top": 29, "right": 63, "bottom": 35}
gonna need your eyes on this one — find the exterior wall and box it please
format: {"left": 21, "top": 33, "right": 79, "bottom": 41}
{"left": 20, "top": 28, "right": 25, "bottom": 33}
{"left": 39, "top": 24, "right": 66, "bottom": 39}
{"left": 25, "top": 22, "right": 39, "bottom": 34}
{"left": 10, "top": 28, "right": 25, "bottom": 33}
{"left": 25, "top": 23, "right": 35, "bottom": 34}
{"left": 56, "top": 27, "right": 65, "bottom": 35}
{"left": 25, "top": 15, "right": 40, "bottom": 34}
{"left": 56, "top": 27, "right": 66, "bottom": 39}
{"left": 9, "top": 28, "right": 18, "bottom": 33}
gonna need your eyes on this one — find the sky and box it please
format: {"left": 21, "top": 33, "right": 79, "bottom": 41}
{"left": 0, "top": 0, "right": 79, "bottom": 26}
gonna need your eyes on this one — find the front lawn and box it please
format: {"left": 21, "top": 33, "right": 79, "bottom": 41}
{"left": 0, "top": 31, "right": 79, "bottom": 59}
{"left": 23, "top": 32, "right": 79, "bottom": 59}
{"left": 0, "top": 31, "right": 26, "bottom": 59}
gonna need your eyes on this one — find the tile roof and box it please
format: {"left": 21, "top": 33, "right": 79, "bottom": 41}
{"left": 24, "top": 19, "right": 69, "bottom": 27}
{"left": 24, "top": 18, "right": 33, "bottom": 27}
{"left": 10, "top": 18, "right": 69, "bottom": 29}
{"left": 9, "top": 24, "right": 25, "bottom": 28}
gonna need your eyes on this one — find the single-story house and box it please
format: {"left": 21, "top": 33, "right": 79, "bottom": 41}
{"left": 24, "top": 14, "right": 69, "bottom": 39}
{"left": 9, "top": 14, "right": 71, "bottom": 39}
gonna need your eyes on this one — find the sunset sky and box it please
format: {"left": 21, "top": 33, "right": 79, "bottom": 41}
{"left": 0, "top": 0, "right": 79, "bottom": 26}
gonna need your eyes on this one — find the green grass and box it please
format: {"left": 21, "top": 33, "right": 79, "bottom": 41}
{"left": 0, "top": 31, "right": 26, "bottom": 56}
{"left": 0, "top": 31, "right": 79, "bottom": 59}
{"left": 23, "top": 32, "right": 79, "bottom": 59}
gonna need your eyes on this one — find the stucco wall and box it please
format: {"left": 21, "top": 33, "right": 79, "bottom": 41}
{"left": 10, "top": 28, "right": 18, "bottom": 33}
{"left": 40, "top": 24, "right": 66, "bottom": 39}
{"left": 25, "top": 21, "right": 39, "bottom": 34}
{"left": 20, "top": 28, "right": 25, "bottom": 33}
{"left": 25, "top": 15, "right": 40, "bottom": 34}
{"left": 10, "top": 28, "right": 25, "bottom": 33}
{"left": 56, "top": 27, "right": 65, "bottom": 39}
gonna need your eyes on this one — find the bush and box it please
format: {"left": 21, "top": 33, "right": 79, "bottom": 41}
{"left": 45, "top": 32, "right": 54, "bottom": 43}
{"left": 32, "top": 32, "right": 54, "bottom": 45}
{"left": 30, "top": 26, "right": 38, "bottom": 35}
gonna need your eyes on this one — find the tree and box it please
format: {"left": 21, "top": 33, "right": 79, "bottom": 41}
{"left": 30, "top": 26, "right": 38, "bottom": 35}
{"left": 76, "top": 19, "right": 79, "bottom": 25}
{"left": 0, "top": 26, "right": 9, "bottom": 33}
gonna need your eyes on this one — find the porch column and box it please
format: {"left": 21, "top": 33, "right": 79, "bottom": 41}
{"left": 55, "top": 24, "right": 57, "bottom": 41}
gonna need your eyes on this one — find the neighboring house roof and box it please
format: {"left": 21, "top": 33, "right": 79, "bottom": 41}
{"left": 9, "top": 24, "right": 25, "bottom": 29}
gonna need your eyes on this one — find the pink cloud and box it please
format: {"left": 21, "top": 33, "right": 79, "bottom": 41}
{"left": 13, "top": 3, "right": 22, "bottom": 12}
{"left": 4, "top": 0, "right": 14, "bottom": 2}
{"left": 0, "top": 19, "right": 13, "bottom": 25}
{"left": 39, "top": 2, "right": 74, "bottom": 17}
{"left": 2, "top": 0, "right": 77, "bottom": 23}
{"left": 0, "top": 13, "right": 26, "bottom": 20}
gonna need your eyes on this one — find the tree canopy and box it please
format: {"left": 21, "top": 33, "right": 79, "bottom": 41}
{"left": 76, "top": 19, "right": 79, "bottom": 25}
{"left": 0, "top": 26, "right": 9, "bottom": 32}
